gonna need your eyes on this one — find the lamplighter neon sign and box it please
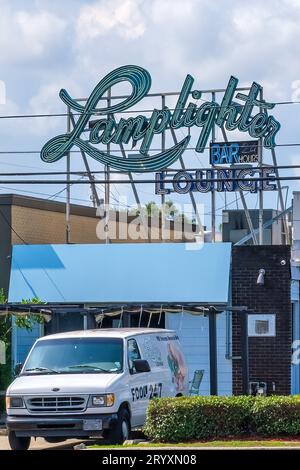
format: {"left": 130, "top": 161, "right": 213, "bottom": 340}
{"left": 41, "top": 65, "right": 280, "bottom": 173}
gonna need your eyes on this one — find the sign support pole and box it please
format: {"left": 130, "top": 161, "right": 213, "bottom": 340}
{"left": 69, "top": 112, "right": 101, "bottom": 208}
{"left": 161, "top": 95, "right": 166, "bottom": 242}
{"left": 271, "top": 147, "right": 290, "bottom": 244}
{"left": 170, "top": 127, "right": 204, "bottom": 235}
{"left": 258, "top": 88, "right": 264, "bottom": 245}
{"left": 66, "top": 106, "right": 71, "bottom": 244}
{"left": 105, "top": 88, "right": 111, "bottom": 244}
{"left": 211, "top": 92, "right": 216, "bottom": 242}
{"left": 221, "top": 127, "right": 258, "bottom": 245}
{"left": 241, "top": 310, "right": 249, "bottom": 394}
{"left": 209, "top": 309, "right": 218, "bottom": 395}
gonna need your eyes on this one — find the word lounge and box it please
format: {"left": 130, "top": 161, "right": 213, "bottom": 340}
{"left": 155, "top": 167, "right": 277, "bottom": 194}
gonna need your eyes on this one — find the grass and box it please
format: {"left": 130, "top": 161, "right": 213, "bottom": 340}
{"left": 88, "top": 438, "right": 300, "bottom": 449}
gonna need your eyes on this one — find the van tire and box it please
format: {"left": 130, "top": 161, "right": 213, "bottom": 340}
{"left": 8, "top": 431, "right": 31, "bottom": 450}
{"left": 107, "top": 409, "right": 130, "bottom": 444}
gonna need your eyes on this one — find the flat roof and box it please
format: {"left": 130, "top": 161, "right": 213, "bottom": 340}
{"left": 37, "top": 328, "right": 174, "bottom": 340}
{"left": 9, "top": 242, "right": 231, "bottom": 304}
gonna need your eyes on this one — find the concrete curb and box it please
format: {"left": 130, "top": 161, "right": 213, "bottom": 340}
{"left": 0, "top": 428, "right": 7, "bottom": 436}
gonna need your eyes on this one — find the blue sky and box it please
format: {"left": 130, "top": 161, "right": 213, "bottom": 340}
{"left": 0, "top": 0, "right": 300, "bottom": 225}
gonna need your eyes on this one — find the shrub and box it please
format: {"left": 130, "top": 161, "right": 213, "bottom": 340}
{"left": 144, "top": 395, "right": 255, "bottom": 442}
{"left": 144, "top": 395, "right": 300, "bottom": 442}
{"left": 251, "top": 396, "right": 300, "bottom": 436}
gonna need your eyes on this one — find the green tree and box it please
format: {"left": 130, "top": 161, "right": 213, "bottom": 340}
{"left": 144, "top": 201, "right": 160, "bottom": 217}
{"left": 0, "top": 291, "right": 45, "bottom": 393}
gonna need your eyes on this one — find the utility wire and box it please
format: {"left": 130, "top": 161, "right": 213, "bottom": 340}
{"left": 0, "top": 207, "right": 27, "bottom": 244}
{"left": 0, "top": 99, "right": 300, "bottom": 120}
{"left": 0, "top": 163, "right": 300, "bottom": 177}
{"left": 2, "top": 141, "right": 300, "bottom": 155}
{"left": 0, "top": 175, "right": 298, "bottom": 184}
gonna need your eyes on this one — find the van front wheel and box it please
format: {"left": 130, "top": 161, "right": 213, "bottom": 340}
{"left": 8, "top": 431, "right": 31, "bottom": 450}
{"left": 107, "top": 409, "right": 130, "bottom": 444}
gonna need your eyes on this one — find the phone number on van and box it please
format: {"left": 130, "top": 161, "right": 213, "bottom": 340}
{"left": 131, "top": 383, "right": 162, "bottom": 401}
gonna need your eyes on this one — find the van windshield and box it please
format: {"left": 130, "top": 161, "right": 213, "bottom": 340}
{"left": 22, "top": 337, "right": 123, "bottom": 375}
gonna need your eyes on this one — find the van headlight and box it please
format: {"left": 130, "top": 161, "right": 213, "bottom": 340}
{"left": 6, "top": 396, "right": 24, "bottom": 409}
{"left": 89, "top": 394, "right": 115, "bottom": 407}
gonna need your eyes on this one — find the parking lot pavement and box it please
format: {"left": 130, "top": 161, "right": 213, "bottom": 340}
{"left": 0, "top": 436, "right": 89, "bottom": 450}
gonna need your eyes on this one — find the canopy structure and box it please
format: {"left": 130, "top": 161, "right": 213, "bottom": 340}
{"left": 8, "top": 242, "right": 231, "bottom": 305}
{"left": 7, "top": 242, "right": 236, "bottom": 396}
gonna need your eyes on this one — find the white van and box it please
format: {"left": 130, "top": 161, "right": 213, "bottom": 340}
{"left": 6, "top": 328, "right": 188, "bottom": 450}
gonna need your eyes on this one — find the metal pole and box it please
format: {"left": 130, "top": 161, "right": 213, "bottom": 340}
{"left": 119, "top": 143, "right": 141, "bottom": 206}
{"left": 240, "top": 193, "right": 258, "bottom": 245}
{"left": 209, "top": 310, "right": 218, "bottom": 395}
{"left": 221, "top": 127, "right": 258, "bottom": 245}
{"left": 119, "top": 142, "right": 151, "bottom": 239}
{"left": 66, "top": 106, "right": 71, "bottom": 244}
{"left": 105, "top": 88, "right": 111, "bottom": 244}
{"left": 69, "top": 113, "right": 101, "bottom": 208}
{"left": 170, "top": 127, "right": 204, "bottom": 235}
{"left": 161, "top": 95, "right": 166, "bottom": 241}
{"left": 271, "top": 148, "right": 290, "bottom": 244}
{"left": 241, "top": 310, "right": 249, "bottom": 395}
{"left": 258, "top": 89, "right": 264, "bottom": 245}
{"left": 211, "top": 92, "right": 216, "bottom": 242}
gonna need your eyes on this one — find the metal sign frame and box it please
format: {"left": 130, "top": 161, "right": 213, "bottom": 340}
{"left": 61, "top": 71, "right": 287, "bottom": 245}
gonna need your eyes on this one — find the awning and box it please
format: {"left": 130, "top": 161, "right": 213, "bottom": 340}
{"left": 8, "top": 242, "right": 231, "bottom": 305}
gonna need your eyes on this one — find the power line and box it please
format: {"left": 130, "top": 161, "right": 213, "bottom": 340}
{"left": 1, "top": 163, "right": 300, "bottom": 177}
{"left": 0, "top": 185, "right": 93, "bottom": 204}
{"left": 46, "top": 175, "right": 86, "bottom": 200}
{"left": 2, "top": 141, "right": 300, "bottom": 156}
{"left": 0, "top": 100, "right": 300, "bottom": 120}
{"left": 0, "top": 174, "right": 299, "bottom": 184}
{"left": 0, "top": 207, "right": 27, "bottom": 244}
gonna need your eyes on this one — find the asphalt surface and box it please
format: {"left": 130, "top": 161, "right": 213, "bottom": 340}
{"left": 0, "top": 435, "right": 92, "bottom": 450}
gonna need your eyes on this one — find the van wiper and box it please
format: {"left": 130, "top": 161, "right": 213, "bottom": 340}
{"left": 25, "top": 367, "right": 60, "bottom": 374}
{"left": 68, "top": 364, "right": 112, "bottom": 372}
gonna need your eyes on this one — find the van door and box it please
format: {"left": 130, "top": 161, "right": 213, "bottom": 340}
{"left": 127, "top": 338, "right": 150, "bottom": 426}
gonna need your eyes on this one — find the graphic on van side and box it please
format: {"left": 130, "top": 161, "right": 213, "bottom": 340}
{"left": 140, "top": 336, "right": 163, "bottom": 367}
{"left": 167, "top": 342, "right": 187, "bottom": 392}
{"left": 131, "top": 383, "right": 162, "bottom": 401}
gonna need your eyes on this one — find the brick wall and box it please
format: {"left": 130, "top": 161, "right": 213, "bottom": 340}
{"left": 232, "top": 245, "right": 291, "bottom": 395}
{"left": 11, "top": 205, "right": 100, "bottom": 244}
{"left": 10, "top": 203, "right": 197, "bottom": 245}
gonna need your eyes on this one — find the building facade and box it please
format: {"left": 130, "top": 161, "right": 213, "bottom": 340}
{"left": 0, "top": 193, "right": 198, "bottom": 294}
{"left": 232, "top": 245, "right": 291, "bottom": 395}
{"left": 7, "top": 241, "right": 293, "bottom": 396}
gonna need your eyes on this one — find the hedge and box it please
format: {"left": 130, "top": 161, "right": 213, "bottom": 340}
{"left": 251, "top": 396, "right": 300, "bottom": 436}
{"left": 144, "top": 395, "right": 300, "bottom": 442}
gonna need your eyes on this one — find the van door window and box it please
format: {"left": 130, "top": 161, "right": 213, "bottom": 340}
{"left": 127, "top": 339, "right": 141, "bottom": 374}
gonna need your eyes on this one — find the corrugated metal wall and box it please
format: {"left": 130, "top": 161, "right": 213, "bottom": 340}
{"left": 166, "top": 312, "right": 232, "bottom": 395}
{"left": 12, "top": 320, "right": 42, "bottom": 367}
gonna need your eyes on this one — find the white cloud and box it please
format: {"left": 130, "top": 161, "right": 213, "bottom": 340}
{"left": 0, "top": 6, "right": 66, "bottom": 63}
{"left": 1, "top": 0, "right": 300, "bottom": 207}
{"left": 76, "top": 0, "right": 146, "bottom": 41}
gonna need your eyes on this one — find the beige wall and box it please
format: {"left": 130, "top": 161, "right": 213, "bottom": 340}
{"left": 11, "top": 205, "right": 198, "bottom": 245}
{"left": 11, "top": 206, "right": 100, "bottom": 245}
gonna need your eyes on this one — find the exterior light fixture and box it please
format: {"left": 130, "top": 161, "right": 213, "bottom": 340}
{"left": 256, "top": 268, "right": 265, "bottom": 285}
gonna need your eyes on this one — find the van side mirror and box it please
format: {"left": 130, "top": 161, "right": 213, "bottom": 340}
{"left": 14, "top": 363, "right": 23, "bottom": 376}
{"left": 133, "top": 359, "right": 151, "bottom": 373}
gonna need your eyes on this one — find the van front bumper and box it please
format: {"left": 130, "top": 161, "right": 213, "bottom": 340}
{"left": 6, "top": 413, "right": 118, "bottom": 438}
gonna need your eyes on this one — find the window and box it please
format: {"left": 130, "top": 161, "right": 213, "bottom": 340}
{"left": 255, "top": 320, "right": 269, "bottom": 335}
{"left": 248, "top": 314, "right": 276, "bottom": 337}
{"left": 23, "top": 338, "right": 123, "bottom": 374}
{"left": 127, "top": 339, "right": 141, "bottom": 374}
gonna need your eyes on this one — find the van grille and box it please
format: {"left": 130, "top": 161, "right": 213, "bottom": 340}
{"left": 26, "top": 396, "right": 87, "bottom": 412}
